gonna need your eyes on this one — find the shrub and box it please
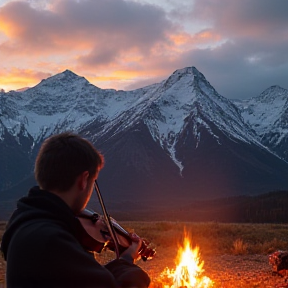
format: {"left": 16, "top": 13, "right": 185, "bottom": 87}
{"left": 231, "top": 238, "right": 248, "bottom": 255}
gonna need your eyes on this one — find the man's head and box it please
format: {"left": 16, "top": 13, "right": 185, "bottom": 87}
{"left": 35, "top": 132, "right": 104, "bottom": 193}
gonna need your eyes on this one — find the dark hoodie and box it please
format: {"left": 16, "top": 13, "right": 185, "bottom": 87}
{"left": 1, "top": 187, "right": 150, "bottom": 288}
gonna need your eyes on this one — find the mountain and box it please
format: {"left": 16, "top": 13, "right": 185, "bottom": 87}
{"left": 1, "top": 67, "right": 288, "bottom": 220}
{"left": 234, "top": 85, "right": 288, "bottom": 162}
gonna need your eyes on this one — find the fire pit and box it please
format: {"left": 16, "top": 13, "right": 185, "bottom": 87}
{"left": 154, "top": 235, "right": 213, "bottom": 288}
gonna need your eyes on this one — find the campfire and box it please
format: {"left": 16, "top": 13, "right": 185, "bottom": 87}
{"left": 157, "top": 235, "right": 213, "bottom": 288}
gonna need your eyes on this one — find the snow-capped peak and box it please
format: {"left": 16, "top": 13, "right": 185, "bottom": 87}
{"left": 0, "top": 67, "right": 283, "bottom": 173}
{"left": 143, "top": 66, "right": 262, "bottom": 173}
{"left": 161, "top": 66, "right": 203, "bottom": 90}
{"left": 32, "top": 69, "right": 91, "bottom": 91}
{"left": 254, "top": 85, "right": 288, "bottom": 103}
{"left": 236, "top": 85, "right": 288, "bottom": 136}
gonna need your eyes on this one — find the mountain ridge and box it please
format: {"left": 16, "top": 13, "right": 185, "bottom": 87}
{"left": 233, "top": 84, "right": 288, "bottom": 162}
{"left": 1, "top": 66, "right": 288, "bottom": 217}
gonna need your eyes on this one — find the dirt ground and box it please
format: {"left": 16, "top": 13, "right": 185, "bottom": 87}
{"left": 1, "top": 252, "right": 288, "bottom": 288}
{"left": 0, "top": 257, "right": 5, "bottom": 288}
{"left": 143, "top": 254, "right": 288, "bottom": 288}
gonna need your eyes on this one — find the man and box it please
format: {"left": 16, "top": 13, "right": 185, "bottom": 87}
{"left": 1, "top": 132, "right": 150, "bottom": 288}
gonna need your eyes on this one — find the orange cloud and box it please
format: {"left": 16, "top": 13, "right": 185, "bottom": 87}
{"left": 196, "top": 30, "right": 222, "bottom": 41}
{"left": 0, "top": 0, "right": 197, "bottom": 92}
{"left": 85, "top": 69, "right": 155, "bottom": 86}
{"left": 82, "top": 64, "right": 169, "bottom": 90}
{"left": 0, "top": 68, "right": 51, "bottom": 91}
{"left": 112, "top": 70, "right": 143, "bottom": 79}
{"left": 0, "top": 0, "right": 287, "bottom": 100}
{"left": 169, "top": 29, "right": 223, "bottom": 48}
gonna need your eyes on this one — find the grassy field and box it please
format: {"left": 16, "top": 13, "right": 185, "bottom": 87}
{"left": 1, "top": 221, "right": 288, "bottom": 287}
{"left": 119, "top": 221, "right": 288, "bottom": 255}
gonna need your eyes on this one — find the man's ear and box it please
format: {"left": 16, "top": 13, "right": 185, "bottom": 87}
{"left": 77, "top": 171, "right": 89, "bottom": 190}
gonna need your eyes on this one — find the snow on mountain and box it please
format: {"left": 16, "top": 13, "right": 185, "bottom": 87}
{"left": 0, "top": 67, "right": 264, "bottom": 152}
{"left": 1, "top": 67, "right": 288, "bottom": 203}
{"left": 234, "top": 85, "right": 288, "bottom": 161}
{"left": 0, "top": 70, "right": 151, "bottom": 144}
{"left": 235, "top": 85, "right": 288, "bottom": 135}
{"left": 142, "top": 67, "right": 267, "bottom": 172}
{"left": 0, "top": 67, "right": 284, "bottom": 168}
{"left": 84, "top": 67, "right": 268, "bottom": 173}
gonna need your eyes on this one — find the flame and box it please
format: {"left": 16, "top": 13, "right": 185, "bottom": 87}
{"left": 160, "top": 237, "right": 213, "bottom": 288}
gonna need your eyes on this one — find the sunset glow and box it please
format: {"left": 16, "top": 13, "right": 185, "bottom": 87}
{"left": 0, "top": 68, "right": 51, "bottom": 91}
{"left": 0, "top": 0, "right": 287, "bottom": 99}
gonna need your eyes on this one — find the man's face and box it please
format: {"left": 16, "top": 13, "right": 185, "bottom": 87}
{"left": 79, "top": 172, "right": 97, "bottom": 212}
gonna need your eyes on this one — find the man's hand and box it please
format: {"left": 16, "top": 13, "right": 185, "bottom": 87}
{"left": 119, "top": 233, "right": 142, "bottom": 263}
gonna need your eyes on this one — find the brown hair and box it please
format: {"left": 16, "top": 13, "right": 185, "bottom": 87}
{"left": 35, "top": 132, "right": 104, "bottom": 191}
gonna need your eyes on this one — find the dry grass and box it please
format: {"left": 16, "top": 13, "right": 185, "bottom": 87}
{"left": 232, "top": 238, "right": 249, "bottom": 255}
{"left": 1, "top": 221, "right": 288, "bottom": 287}
{"left": 120, "top": 221, "right": 288, "bottom": 255}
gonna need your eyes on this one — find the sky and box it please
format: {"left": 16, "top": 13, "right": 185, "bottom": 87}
{"left": 0, "top": 0, "right": 287, "bottom": 99}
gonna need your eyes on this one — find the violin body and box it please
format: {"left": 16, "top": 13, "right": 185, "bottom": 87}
{"left": 76, "top": 209, "right": 156, "bottom": 261}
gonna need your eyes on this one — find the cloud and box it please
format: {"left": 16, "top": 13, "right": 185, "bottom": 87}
{"left": 0, "top": 0, "right": 174, "bottom": 59}
{"left": 177, "top": 0, "right": 288, "bottom": 98}
{"left": 0, "top": 1, "right": 63, "bottom": 52}
{"left": 0, "top": 68, "right": 51, "bottom": 91}
{"left": 190, "top": 0, "right": 288, "bottom": 55}
{"left": 0, "top": 0, "right": 287, "bottom": 98}
{"left": 172, "top": 40, "right": 288, "bottom": 99}
{"left": 0, "top": 0, "right": 181, "bottom": 90}
{"left": 192, "top": 0, "right": 288, "bottom": 33}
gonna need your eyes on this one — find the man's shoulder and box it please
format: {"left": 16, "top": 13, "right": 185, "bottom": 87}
{"left": 13, "top": 218, "right": 75, "bottom": 246}
{"left": 9, "top": 218, "right": 83, "bottom": 262}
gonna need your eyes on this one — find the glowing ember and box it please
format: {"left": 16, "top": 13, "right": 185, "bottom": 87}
{"left": 159, "top": 237, "right": 213, "bottom": 288}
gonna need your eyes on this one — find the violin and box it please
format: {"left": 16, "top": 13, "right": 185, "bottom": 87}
{"left": 76, "top": 209, "right": 156, "bottom": 261}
